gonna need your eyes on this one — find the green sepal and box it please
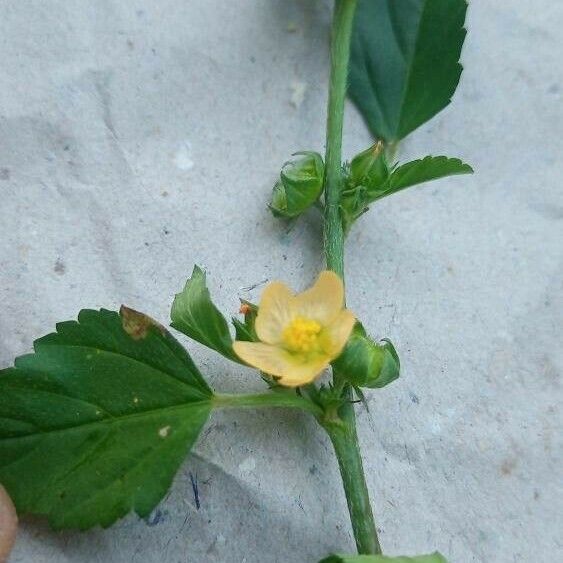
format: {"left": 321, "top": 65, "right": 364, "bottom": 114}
{"left": 319, "top": 553, "right": 448, "bottom": 563}
{"left": 352, "top": 385, "right": 370, "bottom": 413}
{"left": 231, "top": 300, "right": 259, "bottom": 342}
{"left": 270, "top": 180, "right": 289, "bottom": 218}
{"left": 340, "top": 184, "right": 370, "bottom": 235}
{"left": 269, "top": 151, "right": 324, "bottom": 218}
{"left": 349, "top": 0, "right": 468, "bottom": 142}
{"left": 0, "top": 308, "right": 212, "bottom": 530}
{"left": 171, "top": 265, "right": 241, "bottom": 363}
{"left": 332, "top": 323, "right": 400, "bottom": 389}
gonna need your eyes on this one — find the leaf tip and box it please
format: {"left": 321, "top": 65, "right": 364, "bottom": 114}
{"left": 120, "top": 306, "right": 165, "bottom": 340}
{"left": 192, "top": 264, "right": 205, "bottom": 279}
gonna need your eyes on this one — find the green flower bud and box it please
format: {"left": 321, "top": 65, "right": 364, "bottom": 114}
{"left": 332, "top": 323, "right": 400, "bottom": 389}
{"left": 269, "top": 151, "right": 324, "bottom": 218}
{"left": 339, "top": 143, "right": 393, "bottom": 232}
{"left": 349, "top": 141, "right": 389, "bottom": 191}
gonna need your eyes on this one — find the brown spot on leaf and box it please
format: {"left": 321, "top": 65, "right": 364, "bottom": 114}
{"left": 120, "top": 305, "right": 165, "bottom": 340}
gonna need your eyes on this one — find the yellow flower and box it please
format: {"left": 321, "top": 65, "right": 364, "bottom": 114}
{"left": 233, "top": 271, "right": 355, "bottom": 387}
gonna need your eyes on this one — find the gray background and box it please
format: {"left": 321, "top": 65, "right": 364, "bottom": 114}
{"left": 1, "top": 1, "right": 561, "bottom": 561}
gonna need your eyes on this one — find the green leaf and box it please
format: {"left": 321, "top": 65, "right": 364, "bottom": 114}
{"left": 371, "top": 156, "right": 473, "bottom": 201}
{"left": 332, "top": 324, "right": 400, "bottom": 389}
{"left": 0, "top": 308, "right": 212, "bottom": 529}
{"left": 319, "top": 552, "right": 448, "bottom": 563}
{"left": 171, "top": 265, "right": 240, "bottom": 363}
{"left": 389, "top": 155, "right": 473, "bottom": 191}
{"left": 349, "top": 0, "right": 468, "bottom": 141}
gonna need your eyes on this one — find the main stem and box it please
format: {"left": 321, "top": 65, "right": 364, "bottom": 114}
{"left": 322, "top": 0, "right": 382, "bottom": 555}
{"left": 323, "top": 0, "right": 353, "bottom": 278}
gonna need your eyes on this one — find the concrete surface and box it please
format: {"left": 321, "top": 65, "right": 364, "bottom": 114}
{"left": 1, "top": 1, "right": 561, "bottom": 561}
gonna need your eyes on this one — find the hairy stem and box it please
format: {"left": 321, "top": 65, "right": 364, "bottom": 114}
{"left": 323, "top": 412, "right": 381, "bottom": 555}
{"left": 323, "top": 0, "right": 355, "bottom": 278}
{"left": 321, "top": 0, "right": 382, "bottom": 554}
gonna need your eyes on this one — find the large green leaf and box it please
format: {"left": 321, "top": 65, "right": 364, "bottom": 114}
{"left": 171, "top": 265, "right": 240, "bottom": 363}
{"left": 371, "top": 155, "right": 473, "bottom": 201}
{"left": 349, "top": 0, "right": 468, "bottom": 141}
{"left": 0, "top": 307, "right": 212, "bottom": 529}
{"left": 320, "top": 553, "right": 448, "bottom": 563}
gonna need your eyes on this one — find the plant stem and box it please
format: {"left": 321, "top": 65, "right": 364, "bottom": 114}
{"left": 322, "top": 0, "right": 382, "bottom": 555}
{"left": 323, "top": 0, "right": 356, "bottom": 279}
{"left": 213, "top": 392, "right": 323, "bottom": 417}
{"left": 323, "top": 411, "right": 381, "bottom": 555}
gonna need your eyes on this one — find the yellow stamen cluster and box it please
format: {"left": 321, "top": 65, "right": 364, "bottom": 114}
{"left": 282, "top": 317, "right": 322, "bottom": 353}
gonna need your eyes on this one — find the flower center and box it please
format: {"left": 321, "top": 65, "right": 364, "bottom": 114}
{"left": 282, "top": 317, "right": 322, "bottom": 353}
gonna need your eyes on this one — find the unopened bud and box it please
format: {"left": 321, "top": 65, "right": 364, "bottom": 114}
{"left": 332, "top": 323, "right": 400, "bottom": 389}
{"left": 349, "top": 141, "right": 389, "bottom": 190}
{"left": 269, "top": 151, "right": 324, "bottom": 218}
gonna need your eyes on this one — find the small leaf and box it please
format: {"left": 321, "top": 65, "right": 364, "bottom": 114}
{"left": 371, "top": 156, "right": 473, "bottom": 202}
{"left": 390, "top": 156, "right": 472, "bottom": 191}
{"left": 332, "top": 324, "right": 400, "bottom": 389}
{"left": 171, "top": 265, "right": 240, "bottom": 362}
{"left": 0, "top": 308, "right": 212, "bottom": 529}
{"left": 349, "top": 0, "right": 468, "bottom": 141}
{"left": 319, "top": 552, "right": 448, "bottom": 563}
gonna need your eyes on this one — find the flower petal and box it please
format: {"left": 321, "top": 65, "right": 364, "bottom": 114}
{"left": 254, "top": 281, "right": 295, "bottom": 344}
{"left": 233, "top": 341, "right": 329, "bottom": 387}
{"left": 323, "top": 309, "right": 356, "bottom": 358}
{"left": 293, "top": 270, "right": 344, "bottom": 325}
{"left": 275, "top": 356, "right": 330, "bottom": 387}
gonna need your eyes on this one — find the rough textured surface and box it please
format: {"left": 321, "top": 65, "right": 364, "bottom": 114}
{"left": 1, "top": 1, "right": 561, "bottom": 562}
